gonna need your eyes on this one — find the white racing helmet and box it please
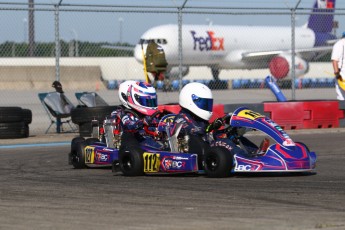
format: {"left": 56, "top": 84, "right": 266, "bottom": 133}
{"left": 179, "top": 82, "right": 213, "bottom": 121}
{"left": 126, "top": 81, "right": 158, "bottom": 116}
{"left": 118, "top": 80, "right": 136, "bottom": 108}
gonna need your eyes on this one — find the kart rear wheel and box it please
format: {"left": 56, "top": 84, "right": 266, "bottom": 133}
{"left": 69, "top": 137, "right": 85, "bottom": 165}
{"left": 119, "top": 145, "right": 144, "bottom": 177}
{"left": 188, "top": 135, "right": 210, "bottom": 170}
{"left": 72, "top": 141, "right": 87, "bottom": 169}
{"left": 204, "top": 146, "right": 233, "bottom": 178}
{"left": 85, "top": 137, "right": 102, "bottom": 145}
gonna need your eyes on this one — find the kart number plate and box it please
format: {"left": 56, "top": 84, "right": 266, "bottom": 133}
{"left": 237, "top": 109, "right": 264, "bottom": 120}
{"left": 84, "top": 146, "right": 95, "bottom": 164}
{"left": 143, "top": 152, "right": 160, "bottom": 173}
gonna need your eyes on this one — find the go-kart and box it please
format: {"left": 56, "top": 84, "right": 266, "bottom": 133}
{"left": 203, "top": 107, "right": 317, "bottom": 177}
{"left": 68, "top": 107, "right": 316, "bottom": 178}
{"left": 68, "top": 109, "right": 199, "bottom": 173}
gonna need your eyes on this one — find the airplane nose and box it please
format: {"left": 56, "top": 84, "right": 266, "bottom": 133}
{"left": 134, "top": 45, "right": 143, "bottom": 64}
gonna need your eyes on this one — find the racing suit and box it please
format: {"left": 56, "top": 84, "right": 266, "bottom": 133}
{"left": 110, "top": 107, "right": 164, "bottom": 150}
{"left": 173, "top": 108, "right": 253, "bottom": 156}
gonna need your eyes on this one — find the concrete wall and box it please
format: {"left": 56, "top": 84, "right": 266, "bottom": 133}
{"left": 0, "top": 57, "right": 334, "bottom": 90}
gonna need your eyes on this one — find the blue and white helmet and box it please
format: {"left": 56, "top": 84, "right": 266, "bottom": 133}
{"left": 179, "top": 82, "right": 213, "bottom": 121}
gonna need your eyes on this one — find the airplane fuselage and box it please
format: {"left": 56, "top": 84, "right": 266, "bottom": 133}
{"left": 134, "top": 24, "right": 316, "bottom": 70}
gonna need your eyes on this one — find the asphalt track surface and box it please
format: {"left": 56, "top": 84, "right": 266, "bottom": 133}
{"left": 1, "top": 130, "right": 345, "bottom": 230}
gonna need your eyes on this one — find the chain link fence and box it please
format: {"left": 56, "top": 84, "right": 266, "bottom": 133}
{"left": 0, "top": 0, "right": 344, "bottom": 135}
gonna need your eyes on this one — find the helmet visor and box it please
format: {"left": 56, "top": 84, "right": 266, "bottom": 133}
{"left": 192, "top": 94, "right": 213, "bottom": 112}
{"left": 134, "top": 94, "right": 157, "bottom": 108}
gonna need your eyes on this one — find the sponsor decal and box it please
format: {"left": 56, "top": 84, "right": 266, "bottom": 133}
{"left": 102, "top": 148, "right": 114, "bottom": 152}
{"left": 283, "top": 139, "right": 295, "bottom": 146}
{"left": 212, "top": 141, "right": 233, "bottom": 151}
{"left": 162, "top": 158, "right": 187, "bottom": 170}
{"left": 173, "top": 156, "right": 189, "bottom": 160}
{"left": 191, "top": 30, "right": 224, "bottom": 51}
{"left": 235, "top": 164, "right": 252, "bottom": 171}
{"left": 96, "top": 153, "right": 109, "bottom": 162}
{"left": 237, "top": 109, "right": 264, "bottom": 120}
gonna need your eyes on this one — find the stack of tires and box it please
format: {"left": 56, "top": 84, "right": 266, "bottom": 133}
{"left": 0, "top": 107, "right": 32, "bottom": 139}
{"left": 71, "top": 106, "right": 121, "bottom": 137}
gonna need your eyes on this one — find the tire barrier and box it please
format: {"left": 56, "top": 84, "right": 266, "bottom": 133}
{"left": 0, "top": 107, "right": 32, "bottom": 139}
{"left": 263, "top": 101, "right": 344, "bottom": 130}
{"left": 71, "top": 106, "right": 121, "bottom": 137}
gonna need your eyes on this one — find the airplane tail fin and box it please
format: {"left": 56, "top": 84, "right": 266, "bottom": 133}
{"left": 307, "top": 0, "right": 335, "bottom": 33}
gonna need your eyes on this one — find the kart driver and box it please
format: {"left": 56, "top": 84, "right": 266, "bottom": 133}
{"left": 114, "top": 81, "right": 165, "bottom": 150}
{"left": 173, "top": 82, "right": 266, "bottom": 157}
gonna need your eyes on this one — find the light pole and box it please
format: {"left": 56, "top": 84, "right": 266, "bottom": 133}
{"left": 118, "top": 17, "right": 124, "bottom": 44}
{"left": 23, "top": 18, "right": 27, "bottom": 43}
{"left": 70, "top": 28, "right": 79, "bottom": 56}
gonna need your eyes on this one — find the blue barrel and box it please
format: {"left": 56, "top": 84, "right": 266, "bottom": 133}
{"left": 265, "top": 76, "right": 287, "bottom": 102}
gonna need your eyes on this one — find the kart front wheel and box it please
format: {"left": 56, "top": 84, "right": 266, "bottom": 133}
{"left": 72, "top": 141, "right": 87, "bottom": 169}
{"left": 204, "top": 146, "right": 233, "bottom": 178}
{"left": 119, "top": 146, "right": 144, "bottom": 176}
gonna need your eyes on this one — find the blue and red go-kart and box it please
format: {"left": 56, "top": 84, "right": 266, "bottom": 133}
{"left": 68, "top": 107, "right": 316, "bottom": 177}
{"left": 203, "top": 107, "right": 317, "bottom": 177}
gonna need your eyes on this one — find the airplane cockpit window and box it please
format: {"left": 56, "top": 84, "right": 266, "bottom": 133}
{"left": 138, "top": 39, "right": 167, "bottom": 45}
{"left": 156, "top": 39, "right": 167, "bottom": 45}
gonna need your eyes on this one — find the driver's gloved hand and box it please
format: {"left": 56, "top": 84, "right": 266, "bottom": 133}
{"left": 205, "top": 118, "right": 223, "bottom": 133}
{"left": 212, "top": 118, "right": 223, "bottom": 130}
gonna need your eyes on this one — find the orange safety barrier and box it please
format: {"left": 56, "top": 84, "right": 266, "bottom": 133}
{"left": 302, "top": 101, "right": 344, "bottom": 129}
{"left": 264, "top": 102, "right": 305, "bottom": 130}
{"left": 264, "top": 101, "right": 345, "bottom": 130}
{"left": 158, "top": 104, "right": 225, "bottom": 122}
{"left": 210, "top": 104, "right": 225, "bottom": 122}
{"left": 158, "top": 104, "right": 181, "bottom": 114}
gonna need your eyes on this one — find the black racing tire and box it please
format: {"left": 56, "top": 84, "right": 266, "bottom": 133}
{"left": 24, "top": 124, "right": 29, "bottom": 138}
{"left": 78, "top": 122, "right": 92, "bottom": 137}
{"left": 71, "top": 106, "right": 121, "bottom": 124}
{"left": 188, "top": 135, "right": 210, "bottom": 170}
{"left": 0, "top": 107, "right": 24, "bottom": 123}
{"left": 72, "top": 141, "right": 87, "bottom": 169}
{"left": 0, "top": 122, "right": 27, "bottom": 139}
{"left": 22, "top": 109, "right": 32, "bottom": 124}
{"left": 121, "top": 132, "right": 140, "bottom": 147}
{"left": 204, "top": 146, "right": 233, "bottom": 178}
{"left": 119, "top": 133, "right": 144, "bottom": 176}
{"left": 69, "top": 136, "right": 85, "bottom": 165}
{"left": 85, "top": 137, "right": 104, "bottom": 146}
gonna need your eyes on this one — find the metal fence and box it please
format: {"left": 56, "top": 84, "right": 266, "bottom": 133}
{"left": 0, "top": 0, "right": 344, "bottom": 135}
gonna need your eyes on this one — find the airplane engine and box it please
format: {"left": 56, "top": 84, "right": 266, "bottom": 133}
{"left": 168, "top": 66, "right": 190, "bottom": 79}
{"left": 269, "top": 54, "right": 309, "bottom": 79}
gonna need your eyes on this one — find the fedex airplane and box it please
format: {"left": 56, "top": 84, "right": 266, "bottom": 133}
{"left": 133, "top": 0, "right": 337, "bottom": 81}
